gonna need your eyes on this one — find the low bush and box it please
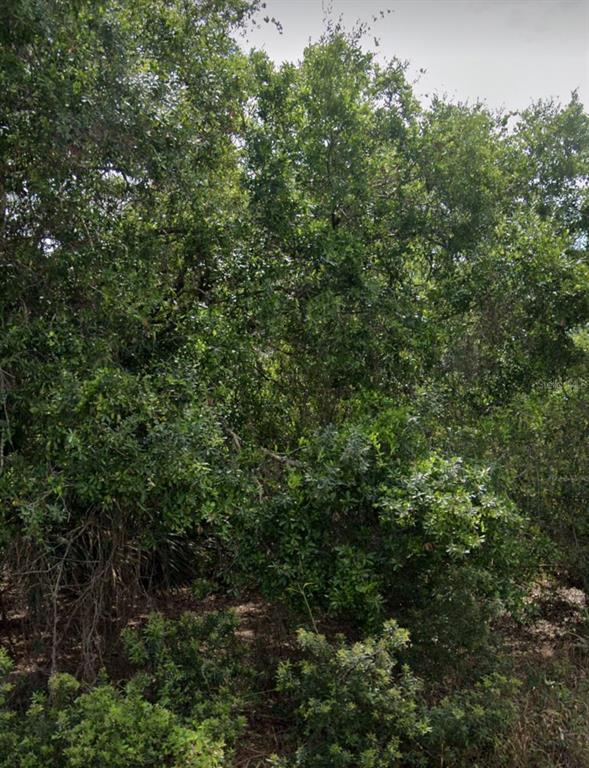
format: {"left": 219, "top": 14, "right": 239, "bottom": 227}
{"left": 272, "top": 625, "right": 524, "bottom": 768}
{"left": 415, "top": 672, "right": 520, "bottom": 767}
{"left": 274, "top": 621, "right": 428, "bottom": 767}
{"left": 122, "top": 610, "right": 249, "bottom": 745}
{"left": 0, "top": 653, "right": 225, "bottom": 768}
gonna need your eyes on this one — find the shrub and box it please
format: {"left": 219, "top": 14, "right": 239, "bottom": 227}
{"left": 275, "top": 621, "right": 429, "bottom": 767}
{"left": 237, "top": 409, "right": 420, "bottom": 628}
{"left": 378, "top": 454, "right": 530, "bottom": 660}
{"left": 63, "top": 684, "right": 224, "bottom": 768}
{"left": 245, "top": 410, "right": 532, "bottom": 658}
{"left": 475, "top": 379, "right": 589, "bottom": 589}
{"left": 122, "top": 610, "right": 249, "bottom": 744}
{"left": 0, "top": 659, "right": 224, "bottom": 768}
{"left": 415, "top": 672, "right": 520, "bottom": 767}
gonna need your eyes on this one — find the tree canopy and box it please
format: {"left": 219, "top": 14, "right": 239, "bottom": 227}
{"left": 1, "top": 2, "right": 589, "bottom": 765}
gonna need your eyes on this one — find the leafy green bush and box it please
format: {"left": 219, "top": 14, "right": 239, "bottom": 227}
{"left": 474, "top": 378, "right": 589, "bottom": 589}
{"left": 237, "top": 408, "right": 419, "bottom": 627}
{"left": 0, "top": 658, "right": 224, "bottom": 768}
{"left": 378, "top": 453, "right": 530, "bottom": 660}
{"left": 415, "top": 672, "right": 520, "bottom": 767}
{"left": 275, "top": 622, "right": 429, "bottom": 767}
{"left": 244, "top": 410, "right": 531, "bottom": 658}
{"left": 122, "top": 610, "right": 249, "bottom": 744}
{"left": 64, "top": 684, "right": 224, "bottom": 768}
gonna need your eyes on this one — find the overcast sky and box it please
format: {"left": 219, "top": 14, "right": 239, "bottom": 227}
{"left": 242, "top": 0, "right": 589, "bottom": 111}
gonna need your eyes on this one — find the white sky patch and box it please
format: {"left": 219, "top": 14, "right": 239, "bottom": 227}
{"left": 242, "top": 0, "right": 589, "bottom": 111}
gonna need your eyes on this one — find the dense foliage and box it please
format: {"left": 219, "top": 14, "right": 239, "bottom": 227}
{"left": 275, "top": 622, "right": 427, "bottom": 767}
{"left": 1, "top": 0, "right": 588, "bottom": 765}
